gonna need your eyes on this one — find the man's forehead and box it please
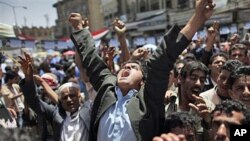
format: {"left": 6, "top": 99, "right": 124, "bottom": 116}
{"left": 189, "top": 70, "right": 206, "bottom": 76}
{"left": 60, "top": 87, "right": 79, "bottom": 94}
{"left": 234, "top": 76, "right": 250, "bottom": 84}
{"left": 212, "top": 111, "right": 245, "bottom": 121}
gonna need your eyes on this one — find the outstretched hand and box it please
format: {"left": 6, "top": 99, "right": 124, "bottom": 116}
{"left": 18, "top": 52, "right": 33, "bottom": 81}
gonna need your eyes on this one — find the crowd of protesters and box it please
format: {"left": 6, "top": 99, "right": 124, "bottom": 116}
{"left": 0, "top": 0, "right": 250, "bottom": 141}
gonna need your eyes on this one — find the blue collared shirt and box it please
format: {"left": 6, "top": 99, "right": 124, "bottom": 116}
{"left": 97, "top": 87, "right": 137, "bottom": 141}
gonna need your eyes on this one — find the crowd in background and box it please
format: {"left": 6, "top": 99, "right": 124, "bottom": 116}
{"left": 0, "top": 0, "right": 250, "bottom": 141}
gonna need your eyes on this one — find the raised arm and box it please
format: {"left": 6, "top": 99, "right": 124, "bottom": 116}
{"left": 113, "top": 18, "right": 130, "bottom": 64}
{"left": 33, "top": 75, "right": 59, "bottom": 104}
{"left": 201, "top": 21, "right": 219, "bottom": 65}
{"left": 181, "top": 0, "right": 215, "bottom": 40}
{"left": 69, "top": 13, "right": 116, "bottom": 92}
{"left": 18, "top": 52, "right": 56, "bottom": 118}
{"left": 145, "top": 0, "right": 215, "bottom": 101}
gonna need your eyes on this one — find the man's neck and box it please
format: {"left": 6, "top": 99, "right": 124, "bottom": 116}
{"left": 210, "top": 73, "right": 218, "bottom": 83}
{"left": 179, "top": 91, "right": 191, "bottom": 111}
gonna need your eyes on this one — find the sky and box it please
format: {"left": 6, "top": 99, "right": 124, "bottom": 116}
{"left": 0, "top": 0, "right": 57, "bottom": 27}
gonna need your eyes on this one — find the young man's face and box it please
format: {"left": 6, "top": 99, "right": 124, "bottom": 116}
{"left": 180, "top": 70, "right": 206, "bottom": 102}
{"left": 117, "top": 62, "right": 143, "bottom": 92}
{"left": 230, "top": 49, "right": 246, "bottom": 63}
{"left": 60, "top": 87, "right": 81, "bottom": 114}
{"left": 209, "top": 56, "right": 227, "bottom": 76}
{"left": 229, "top": 75, "right": 250, "bottom": 108}
{"left": 211, "top": 111, "right": 245, "bottom": 141}
{"left": 216, "top": 70, "right": 231, "bottom": 97}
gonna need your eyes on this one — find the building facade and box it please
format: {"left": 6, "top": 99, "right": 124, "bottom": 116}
{"left": 20, "top": 26, "right": 55, "bottom": 40}
{"left": 53, "top": 0, "right": 104, "bottom": 39}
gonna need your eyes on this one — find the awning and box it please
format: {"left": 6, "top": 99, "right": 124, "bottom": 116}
{"left": 0, "top": 23, "right": 16, "bottom": 38}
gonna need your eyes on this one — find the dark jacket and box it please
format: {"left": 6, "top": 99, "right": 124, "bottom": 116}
{"left": 71, "top": 25, "right": 190, "bottom": 141}
{"left": 19, "top": 80, "right": 91, "bottom": 141}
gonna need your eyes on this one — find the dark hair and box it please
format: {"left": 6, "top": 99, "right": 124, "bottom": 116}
{"left": 221, "top": 59, "right": 243, "bottom": 73}
{"left": 183, "top": 53, "right": 197, "bottom": 63}
{"left": 208, "top": 52, "right": 228, "bottom": 65}
{"left": 4, "top": 66, "right": 12, "bottom": 72}
{"left": 211, "top": 99, "right": 250, "bottom": 125}
{"left": 164, "top": 111, "right": 198, "bottom": 133}
{"left": 173, "top": 59, "right": 185, "bottom": 78}
{"left": 229, "top": 43, "right": 248, "bottom": 56}
{"left": 228, "top": 66, "right": 250, "bottom": 89}
{"left": 180, "top": 61, "right": 209, "bottom": 79}
{"left": 4, "top": 70, "right": 18, "bottom": 83}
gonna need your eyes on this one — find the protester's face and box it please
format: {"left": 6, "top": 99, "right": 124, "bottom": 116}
{"left": 209, "top": 56, "right": 226, "bottom": 76}
{"left": 229, "top": 75, "right": 250, "bottom": 108}
{"left": 117, "top": 62, "right": 143, "bottom": 91}
{"left": 216, "top": 70, "right": 231, "bottom": 97}
{"left": 230, "top": 49, "right": 246, "bottom": 63}
{"left": 170, "top": 126, "right": 196, "bottom": 141}
{"left": 60, "top": 87, "right": 81, "bottom": 113}
{"left": 180, "top": 70, "right": 206, "bottom": 102}
{"left": 176, "top": 63, "right": 184, "bottom": 75}
{"left": 211, "top": 111, "right": 245, "bottom": 141}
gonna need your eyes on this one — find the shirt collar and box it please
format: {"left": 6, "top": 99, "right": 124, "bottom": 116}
{"left": 66, "top": 107, "right": 81, "bottom": 119}
{"left": 115, "top": 86, "right": 137, "bottom": 101}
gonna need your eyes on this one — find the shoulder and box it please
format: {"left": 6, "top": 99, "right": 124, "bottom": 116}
{"left": 200, "top": 87, "right": 216, "bottom": 98}
{"left": 0, "top": 85, "right": 11, "bottom": 96}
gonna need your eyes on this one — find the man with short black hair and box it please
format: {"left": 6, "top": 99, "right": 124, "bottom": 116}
{"left": 228, "top": 66, "right": 250, "bottom": 108}
{"left": 229, "top": 43, "right": 248, "bottom": 64}
{"left": 210, "top": 100, "right": 250, "bottom": 141}
{"left": 200, "top": 60, "right": 243, "bottom": 105}
{"left": 153, "top": 111, "right": 198, "bottom": 141}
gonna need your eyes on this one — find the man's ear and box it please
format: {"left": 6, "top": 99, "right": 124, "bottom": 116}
{"left": 140, "top": 79, "right": 145, "bottom": 86}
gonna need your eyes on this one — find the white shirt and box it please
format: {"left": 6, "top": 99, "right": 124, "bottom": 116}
{"left": 97, "top": 87, "right": 137, "bottom": 141}
{"left": 200, "top": 86, "right": 221, "bottom": 105}
{"left": 61, "top": 107, "right": 87, "bottom": 141}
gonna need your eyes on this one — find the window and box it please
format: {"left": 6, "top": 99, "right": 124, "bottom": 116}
{"left": 166, "top": 0, "right": 172, "bottom": 8}
{"left": 178, "top": 0, "right": 189, "bottom": 9}
{"left": 151, "top": 0, "right": 160, "bottom": 10}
